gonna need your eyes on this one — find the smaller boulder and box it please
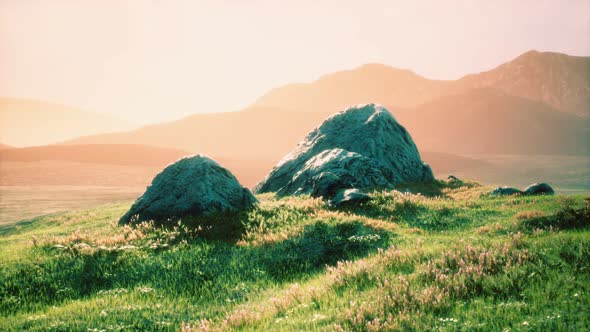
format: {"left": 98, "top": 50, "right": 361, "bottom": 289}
{"left": 119, "top": 155, "right": 256, "bottom": 226}
{"left": 523, "top": 182, "right": 554, "bottom": 195}
{"left": 491, "top": 186, "right": 522, "bottom": 196}
{"left": 447, "top": 175, "right": 459, "bottom": 182}
{"left": 329, "top": 189, "right": 371, "bottom": 207}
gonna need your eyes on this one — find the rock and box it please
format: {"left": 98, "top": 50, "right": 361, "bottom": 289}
{"left": 491, "top": 182, "right": 555, "bottom": 197}
{"left": 447, "top": 175, "right": 459, "bottom": 181}
{"left": 523, "top": 182, "right": 554, "bottom": 195}
{"left": 491, "top": 186, "right": 522, "bottom": 196}
{"left": 119, "top": 155, "right": 256, "bottom": 225}
{"left": 276, "top": 148, "right": 393, "bottom": 197}
{"left": 329, "top": 188, "right": 371, "bottom": 207}
{"left": 255, "top": 104, "right": 434, "bottom": 196}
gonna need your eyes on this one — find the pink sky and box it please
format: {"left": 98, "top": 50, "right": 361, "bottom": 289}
{"left": 1, "top": 0, "right": 589, "bottom": 124}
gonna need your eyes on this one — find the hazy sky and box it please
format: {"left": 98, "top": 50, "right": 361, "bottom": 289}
{"left": 1, "top": 0, "right": 589, "bottom": 125}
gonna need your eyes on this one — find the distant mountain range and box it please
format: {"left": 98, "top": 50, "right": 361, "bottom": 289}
{"left": 254, "top": 50, "right": 590, "bottom": 117}
{"left": 0, "top": 98, "right": 134, "bottom": 147}
{"left": 65, "top": 51, "right": 590, "bottom": 158}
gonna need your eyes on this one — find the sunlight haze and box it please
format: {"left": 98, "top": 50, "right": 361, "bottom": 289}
{"left": 1, "top": 0, "right": 589, "bottom": 124}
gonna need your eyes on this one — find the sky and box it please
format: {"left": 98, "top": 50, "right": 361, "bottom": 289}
{"left": 1, "top": 0, "right": 589, "bottom": 125}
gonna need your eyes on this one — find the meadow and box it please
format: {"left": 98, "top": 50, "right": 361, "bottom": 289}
{"left": 0, "top": 180, "right": 588, "bottom": 331}
{"left": 0, "top": 186, "right": 143, "bottom": 227}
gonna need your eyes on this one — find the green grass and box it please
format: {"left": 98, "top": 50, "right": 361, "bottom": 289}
{"left": 0, "top": 181, "right": 589, "bottom": 331}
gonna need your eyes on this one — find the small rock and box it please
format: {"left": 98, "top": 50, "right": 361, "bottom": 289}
{"left": 447, "top": 175, "right": 459, "bottom": 181}
{"left": 523, "top": 182, "right": 554, "bottom": 195}
{"left": 491, "top": 186, "right": 522, "bottom": 196}
{"left": 329, "top": 189, "right": 371, "bottom": 207}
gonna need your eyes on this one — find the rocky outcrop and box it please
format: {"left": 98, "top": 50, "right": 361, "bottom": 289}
{"left": 255, "top": 104, "right": 433, "bottom": 197}
{"left": 119, "top": 155, "right": 256, "bottom": 225}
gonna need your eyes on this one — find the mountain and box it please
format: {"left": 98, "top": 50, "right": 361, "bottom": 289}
{"left": 0, "top": 98, "right": 134, "bottom": 147}
{"left": 456, "top": 51, "right": 590, "bottom": 116}
{"left": 392, "top": 88, "right": 590, "bottom": 155}
{"left": 253, "top": 63, "right": 451, "bottom": 113}
{"left": 67, "top": 106, "right": 332, "bottom": 160}
{"left": 253, "top": 51, "right": 590, "bottom": 116}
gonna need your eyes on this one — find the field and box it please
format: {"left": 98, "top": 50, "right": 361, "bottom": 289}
{"left": 0, "top": 180, "right": 588, "bottom": 331}
{"left": 0, "top": 186, "right": 143, "bottom": 227}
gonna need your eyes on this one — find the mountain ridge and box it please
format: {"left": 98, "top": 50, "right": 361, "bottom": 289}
{"left": 0, "top": 98, "right": 136, "bottom": 147}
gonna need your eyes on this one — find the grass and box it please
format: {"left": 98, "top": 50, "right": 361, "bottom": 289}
{"left": 0, "top": 180, "right": 588, "bottom": 331}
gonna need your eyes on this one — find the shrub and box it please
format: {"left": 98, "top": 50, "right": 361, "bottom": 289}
{"left": 519, "top": 199, "right": 590, "bottom": 231}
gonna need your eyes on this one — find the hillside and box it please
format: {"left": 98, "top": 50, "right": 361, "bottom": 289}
{"left": 252, "top": 63, "right": 451, "bottom": 113}
{"left": 253, "top": 51, "right": 590, "bottom": 116}
{"left": 392, "top": 88, "right": 590, "bottom": 155}
{"left": 457, "top": 51, "right": 590, "bottom": 116}
{"left": 0, "top": 98, "right": 134, "bottom": 147}
{"left": 1, "top": 183, "right": 588, "bottom": 330}
{"left": 0, "top": 143, "right": 272, "bottom": 188}
{"left": 63, "top": 51, "right": 589, "bottom": 158}
{"left": 66, "top": 107, "right": 331, "bottom": 160}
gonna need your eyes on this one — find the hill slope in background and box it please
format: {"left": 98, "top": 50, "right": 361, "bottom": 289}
{"left": 253, "top": 51, "right": 590, "bottom": 116}
{"left": 64, "top": 88, "right": 589, "bottom": 159}
{"left": 0, "top": 142, "right": 493, "bottom": 189}
{"left": 67, "top": 107, "right": 332, "bottom": 160}
{"left": 64, "top": 51, "right": 590, "bottom": 159}
{"left": 0, "top": 144, "right": 273, "bottom": 188}
{"left": 0, "top": 144, "right": 191, "bottom": 166}
{"left": 0, "top": 98, "right": 134, "bottom": 147}
{"left": 252, "top": 63, "right": 452, "bottom": 113}
{"left": 456, "top": 51, "right": 590, "bottom": 117}
{"left": 392, "top": 88, "right": 590, "bottom": 155}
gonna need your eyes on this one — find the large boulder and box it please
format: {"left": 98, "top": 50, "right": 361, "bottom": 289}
{"left": 276, "top": 148, "right": 392, "bottom": 197}
{"left": 119, "top": 155, "right": 256, "bottom": 225}
{"left": 255, "top": 104, "right": 433, "bottom": 196}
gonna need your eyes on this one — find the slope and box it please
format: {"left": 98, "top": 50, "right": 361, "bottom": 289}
{"left": 0, "top": 98, "right": 134, "bottom": 147}
{"left": 392, "top": 88, "right": 590, "bottom": 155}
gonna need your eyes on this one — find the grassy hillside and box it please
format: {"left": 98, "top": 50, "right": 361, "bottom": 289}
{"left": 0, "top": 181, "right": 588, "bottom": 331}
